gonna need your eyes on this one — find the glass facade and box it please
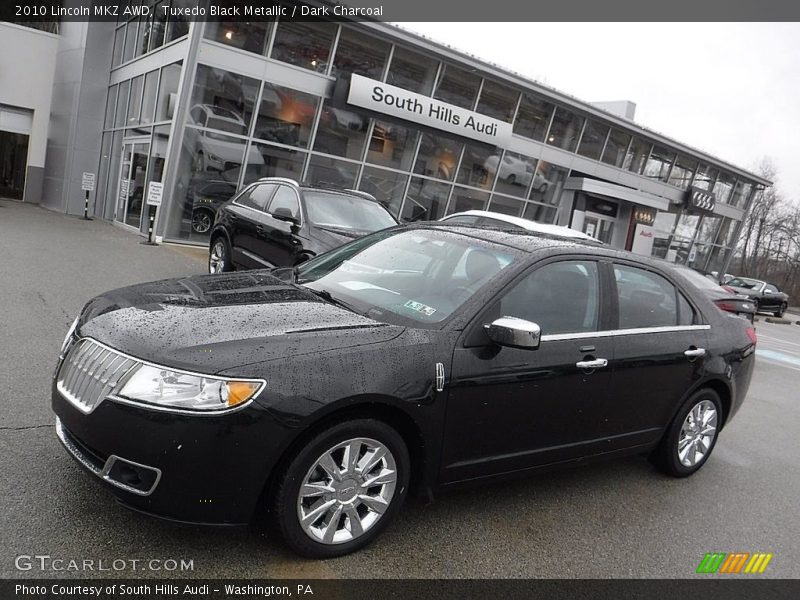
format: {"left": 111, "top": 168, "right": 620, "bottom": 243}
{"left": 93, "top": 19, "right": 763, "bottom": 273}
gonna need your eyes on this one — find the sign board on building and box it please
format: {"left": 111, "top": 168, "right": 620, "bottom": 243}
{"left": 633, "top": 206, "right": 657, "bottom": 226}
{"left": 347, "top": 73, "right": 513, "bottom": 147}
{"left": 81, "top": 172, "right": 95, "bottom": 191}
{"left": 686, "top": 186, "right": 716, "bottom": 214}
{"left": 146, "top": 182, "right": 164, "bottom": 207}
{"left": 119, "top": 179, "right": 132, "bottom": 199}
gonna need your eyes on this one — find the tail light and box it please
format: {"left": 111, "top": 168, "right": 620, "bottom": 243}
{"left": 713, "top": 300, "right": 738, "bottom": 313}
{"left": 746, "top": 327, "right": 757, "bottom": 345}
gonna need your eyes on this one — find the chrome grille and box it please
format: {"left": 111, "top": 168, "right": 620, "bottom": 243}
{"left": 57, "top": 339, "right": 137, "bottom": 414}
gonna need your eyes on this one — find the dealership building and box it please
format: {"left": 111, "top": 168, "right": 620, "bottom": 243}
{"left": 0, "top": 11, "right": 771, "bottom": 273}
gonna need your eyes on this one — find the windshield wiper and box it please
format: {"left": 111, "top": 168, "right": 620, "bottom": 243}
{"left": 304, "top": 287, "right": 362, "bottom": 315}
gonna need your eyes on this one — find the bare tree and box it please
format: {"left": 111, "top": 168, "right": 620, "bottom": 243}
{"left": 733, "top": 158, "right": 800, "bottom": 304}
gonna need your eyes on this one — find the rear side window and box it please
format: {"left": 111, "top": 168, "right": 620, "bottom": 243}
{"left": 499, "top": 260, "right": 600, "bottom": 335}
{"left": 237, "top": 183, "right": 275, "bottom": 211}
{"left": 677, "top": 293, "right": 696, "bottom": 326}
{"left": 614, "top": 264, "right": 680, "bottom": 329}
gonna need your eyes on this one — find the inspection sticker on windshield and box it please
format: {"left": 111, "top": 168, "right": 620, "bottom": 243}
{"left": 404, "top": 300, "right": 436, "bottom": 316}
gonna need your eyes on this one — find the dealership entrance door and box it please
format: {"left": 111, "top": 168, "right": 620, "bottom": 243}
{"left": 0, "top": 131, "right": 28, "bottom": 200}
{"left": 115, "top": 139, "right": 150, "bottom": 230}
{"left": 0, "top": 106, "right": 33, "bottom": 200}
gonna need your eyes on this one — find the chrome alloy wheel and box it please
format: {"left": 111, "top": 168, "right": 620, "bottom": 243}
{"left": 297, "top": 437, "right": 397, "bottom": 545}
{"left": 208, "top": 240, "right": 226, "bottom": 273}
{"left": 677, "top": 399, "right": 718, "bottom": 467}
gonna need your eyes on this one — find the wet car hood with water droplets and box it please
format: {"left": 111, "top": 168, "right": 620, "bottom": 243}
{"left": 77, "top": 270, "right": 404, "bottom": 374}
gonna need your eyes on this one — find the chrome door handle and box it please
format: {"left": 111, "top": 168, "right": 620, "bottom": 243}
{"left": 684, "top": 348, "right": 706, "bottom": 359}
{"left": 575, "top": 358, "right": 608, "bottom": 369}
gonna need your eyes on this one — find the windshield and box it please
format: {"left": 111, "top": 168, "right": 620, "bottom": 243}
{"left": 296, "top": 228, "right": 516, "bottom": 326}
{"left": 727, "top": 277, "right": 762, "bottom": 290}
{"left": 304, "top": 192, "right": 397, "bottom": 231}
{"left": 206, "top": 117, "right": 248, "bottom": 136}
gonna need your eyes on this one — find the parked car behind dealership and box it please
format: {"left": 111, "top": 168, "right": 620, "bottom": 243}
{"left": 208, "top": 177, "right": 398, "bottom": 272}
{"left": 723, "top": 276, "right": 789, "bottom": 317}
{"left": 53, "top": 223, "right": 756, "bottom": 558}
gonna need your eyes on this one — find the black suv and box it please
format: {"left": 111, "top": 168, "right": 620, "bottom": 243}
{"left": 208, "top": 178, "right": 398, "bottom": 272}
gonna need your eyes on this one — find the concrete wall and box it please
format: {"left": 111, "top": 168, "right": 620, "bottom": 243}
{"left": 42, "top": 21, "right": 115, "bottom": 215}
{"left": 0, "top": 23, "right": 59, "bottom": 203}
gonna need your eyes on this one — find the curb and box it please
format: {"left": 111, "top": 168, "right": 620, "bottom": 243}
{"left": 765, "top": 317, "right": 792, "bottom": 324}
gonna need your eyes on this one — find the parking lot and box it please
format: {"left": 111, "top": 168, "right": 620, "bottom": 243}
{"left": 1, "top": 200, "right": 798, "bottom": 578}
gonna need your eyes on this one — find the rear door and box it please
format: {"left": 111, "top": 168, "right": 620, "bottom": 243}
{"left": 228, "top": 183, "right": 276, "bottom": 268}
{"left": 761, "top": 284, "right": 783, "bottom": 311}
{"left": 605, "top": 262, "right": 709, "bottom": 448}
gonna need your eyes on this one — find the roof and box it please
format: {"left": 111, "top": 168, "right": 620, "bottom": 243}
{"left": 441, "top": 210, "right": 597, "bottom": 241}
{"left": 369, "top": 22, "right": 772, "bottom": 187}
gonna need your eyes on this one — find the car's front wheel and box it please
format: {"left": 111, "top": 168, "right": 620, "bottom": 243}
{"left": 775, "top": 302, "right": 787, "bottom": 318}
{"left": 272, "top": 419, "right": 410, "bottom": 558}
{"left": 651, "top": 388, "right": 722, "bottom": 477}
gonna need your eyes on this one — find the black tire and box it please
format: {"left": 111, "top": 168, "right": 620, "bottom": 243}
{"left": 752, "top": 298, "right": 760, "bottom": 314}
{"left": 651, "top": 388, "right": 723, "bottom": 477}
{"left": 775, "top": 303, "right": 787, "bottom": 318}
{"left": 272, "top": 419, "right": 410, "bottom": 559}
{"left": 208, "top": 236, "right": 233, "bottom": 274}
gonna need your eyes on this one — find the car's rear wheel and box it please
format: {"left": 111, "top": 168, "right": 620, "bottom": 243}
{"left": 775, "top": 302, "right": 787, "bottom": 318}
{"left": 208, "top": 237, "right": 232, "bottom": 274}
{"left": 272, "top": 419, "right": 409, "bottom": 558}
{"left": 752, "top": 298, "right": 760, "bottom": 314}
{"left": 651, "top": 388, "right": 722, "bottom": 477}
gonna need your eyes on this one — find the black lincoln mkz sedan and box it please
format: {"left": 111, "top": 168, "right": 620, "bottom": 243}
{"left": 53, "top": 224, "right": 756, "bottom": 557}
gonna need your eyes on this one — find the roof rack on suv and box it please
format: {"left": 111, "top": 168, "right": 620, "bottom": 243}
{"left": 299, "top": 182, "right": 378, "bottom": 202}
{"left": 256, "top": 177, "right": 301, "bottom": 187}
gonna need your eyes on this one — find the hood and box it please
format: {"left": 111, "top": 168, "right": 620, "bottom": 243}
{"left": 77, "top": 270, "right": 403, "bottom": 373}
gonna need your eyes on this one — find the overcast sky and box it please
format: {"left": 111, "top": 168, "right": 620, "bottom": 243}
{"left": 396, "top": 23, "right": 800, "bottom": 200}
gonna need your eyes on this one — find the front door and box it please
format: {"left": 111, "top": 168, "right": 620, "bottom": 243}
{"left": 116, "top": 141, "right": 150, "bottom": 230}
{"left": 441, "top": 259, "right": 615, "bottom": 483}
{"left": 582, "top": 212, "right": 616, "bottom": 245}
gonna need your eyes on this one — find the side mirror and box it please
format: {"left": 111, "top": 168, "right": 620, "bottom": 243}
{"left": 484, "top": 317, "right": 541, "bottom": 350}
{"left": 272, "top": 207, "right": 300, "bottom": 225}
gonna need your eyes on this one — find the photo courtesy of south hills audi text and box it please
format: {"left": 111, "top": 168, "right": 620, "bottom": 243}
{"left": 13, "top": 584, "right": 315, "bottom": 597}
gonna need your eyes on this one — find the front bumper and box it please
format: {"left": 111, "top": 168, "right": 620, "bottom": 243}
{"left": 52, "top": 382, "right": 289, "bottom": 525}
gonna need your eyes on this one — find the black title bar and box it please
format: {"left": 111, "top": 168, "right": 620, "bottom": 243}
{"left": 5, "top": 0, "right": 800, "bottom": 22}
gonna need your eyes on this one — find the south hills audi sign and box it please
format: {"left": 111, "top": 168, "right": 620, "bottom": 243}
{"left": 347, "top": 73, "right": 513, "bottom": 147}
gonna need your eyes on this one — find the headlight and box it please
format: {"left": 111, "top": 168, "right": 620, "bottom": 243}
{"left": 116, "top": 364, "right": 262, "bottom": 412}
{"left": 60, "top": 316, "right": 79, "bottom": 356}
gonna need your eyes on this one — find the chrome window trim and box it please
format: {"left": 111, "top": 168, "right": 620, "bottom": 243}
{"left": 540, "top": 324, "right": 710, "bottom": 342}
{"left": 55, "top": 417, "right": 162, "bottom": 496}
{"left": 60, "top": 337, "right": 266, "bottom": 416}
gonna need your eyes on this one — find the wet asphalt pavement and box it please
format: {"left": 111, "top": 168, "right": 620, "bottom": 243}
{"left": 1, "top": 200, "right": 798, "bottom": 579}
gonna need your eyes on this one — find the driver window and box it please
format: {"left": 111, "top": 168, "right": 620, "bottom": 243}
{"left": 764, "top": 284, "right": 779, "bottom": 293}
{"left": 499, "top": 261, "right": 600, "bottom": 335}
